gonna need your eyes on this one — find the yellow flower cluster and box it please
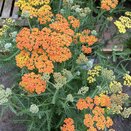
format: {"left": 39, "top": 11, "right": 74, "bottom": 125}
{"left": 114, "top": 11, "right": 131, "bottom": 33}
{"left": 123, "top": 74, "right": 131, "bottom": 87}
{"left": 15, "top": 0, "right": 53, "bottom": 24}
{"left": 28, "top": 0, "right": 50, "bottom": 5}
{"left": 87, "top": 65, "right": 102, "bottom": 83}
{"left": 15, "top": 50, "right": 30, "bottom": 68}
{"left": 0, "top": 25, "right": 9, "bottom": 36}
{"left": 0, "top": 18, "right": 14, "bottom": 36}
{"left": 125, "top": 11, "right": 131, "bottom": 17}
{"left": 3, "top": 18, "right": 15, "bottom": 25}
{"left": 109, "top": 81, "right": 122, "bottom": 93}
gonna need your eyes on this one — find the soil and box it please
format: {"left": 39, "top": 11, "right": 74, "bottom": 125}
{"left": 0, "top": 109, "right": 26, "bottom": 131}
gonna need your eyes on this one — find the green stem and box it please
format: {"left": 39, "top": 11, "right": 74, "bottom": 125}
{"left": 47, "top": 81, "right": 56, "bottom": 87}
{"left": 2, "top": 50, "right": 20, "bottom": 62}
{"left": 27, "top": 18, "right": 32, "bottom": 31}
{"left": 58, "top": 0, "right": 62, "bottom": 13}
{"left": 52, "top": 89, "right": 59, "bottom": 104}
{"left": 97, "top": 10, "right": 106, "bottom": 22}
{"left": 91, "top": 87, "right": 99, "bottom": 98}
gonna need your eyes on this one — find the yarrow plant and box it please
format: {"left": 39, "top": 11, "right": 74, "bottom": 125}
{"left": 0, "top": 0, "right": 131, "bottom": 131}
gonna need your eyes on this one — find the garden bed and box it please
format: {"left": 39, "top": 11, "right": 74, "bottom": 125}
{"left": 0, "top": 0, "right": 131, "bottom": 131}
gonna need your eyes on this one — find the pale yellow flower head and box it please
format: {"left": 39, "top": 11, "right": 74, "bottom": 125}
{"left": 29, "top": 104, "right": 39, "bottom": 113}
{"left": 123, "top": 74, "right": 131, "bottom": 87}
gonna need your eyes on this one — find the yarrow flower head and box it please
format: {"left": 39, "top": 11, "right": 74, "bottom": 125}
{"left": 87, "top": 65, "right": 102, "bottom": 83}
{"left": 61, "top": 118, "right": 75, "bottom": 131}
{"left": 63, "top": 0, "right": 74, "bottom": 5}
{"left": 88, "top": 65, "right": 102, "bottom": 77}
{"left": 42, "top": 73, "right": 50, "bottom": 81}
{"left": 109, "top": 81, "right": 122, "bottom": 93}
{"left": 4, "top": 43, "right": 12, "bottom": 51}
{"left": 94, "top": 94, "right": 111, "bottom": 107}
{"left": 78, "top": 86, "right": 89, "bottom": 95}
{"left": 68, "top": 16, "right": 80, "bottom": 29}
{"left": 80, "top": 33, "right": 98, "bottom": 45}
{"left": 19, "top": 72, "right": 46, "bottom": 94}
{"left": 125, "top": 11, "right": 131, "bottom": 17}
{"left": 3, "top": 18, "right": 15, "bottom": 25}
{"left": 123, "top": 74, "right": 131, "bottom": 87}
{"left": 82, "top": 46, "right": 92, "bottom": 54}
{"left": 76, "top": 95, "right": 113, "bottom": 130}
{"left": 15, "top": 50, "right": 30, "bottom": 68}
{"left": 91, "top": 30, "right": 97, "bottom": 36}
{"left": 74, "top": 29, "right": 98, "bottom": 54}
{"left": 10, "top": 31, "right": 17, "bottom": 38}
{"left": 0, "top": 85, "right": 12, "bottom": 105}
{"left": 107, "top": 16, "right": 113, "bottom": 21}
{"left": 101, "top": 0, "right": 119, "bottom": 11}
{"left": 53, "top": 72, "right": 67, "bottom": 89}
{"left": 15, "top": 0, "right": 53, "bottom": 24}
{"left": 121, "top": 107, "right": 131, "bottom": 118}
{"left": 76, "top": 98, "right": 88, "bottom": 110}
{"left": 29, "top": 104, "right": 39, "bottom": 114}
{"left": 111, "top": 103, "right": 122, "bottom": 114}
{"left": 0, "top": 24, "right": 10, "bottom": 37}
{"left": 62, "top": 69, "right": 73, "bottom": 81}
{"left": 16, "top": 14, "right": 76, "bottom": 74}
{"left": 76, "top": 53, "right": 88, "bottom": 65}
{"left": 114, "top": 12, "right": 131, "bottom": 33}
{"left": 110, "top": 91, "right": 130, "bottom": 116}
{"left": 71, "top": 4, "right": 91, "bottom": 18}
{"left": 110, "top": 93, "right": 129, "bottom": 106}
{"left": 101, "top": 68, "right": 115, "bottom": 81}
{"left": 66, "top": 94, "right": 74, "bottom": 102}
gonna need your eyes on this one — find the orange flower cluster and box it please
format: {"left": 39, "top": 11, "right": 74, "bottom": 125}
{"left": 82, "top": 46, "right": 92, "bottom": 54}
{"left": 76, "top": 95, "right": 110, "bottom": 111}
{"left": 19, "top": 72, "right": 46, "bottom": 94}
{"left": 75, "top": 29, "right": 98, "bottom": 54}
{"left": 79, "top": 30, "right": 98, "bottom": 45}
{"left": 15, "top": 0, "right": 53, "bottom": 24}
{"left": 84, "top": 107, "right": 113, "bottom": 130}
{"left": 68, "top": 16, "right": 80, "bottom": 29}
{"left": 94, "top": 94, "right": 111, "bottom": 107}
{"left": 101, "top": 0, "right": 119, "bottom": 11}
{"left": 16, "top": 15, "right": 75, "bottom": 74}
{"left": 61, "top": 118, "right": 75, "bottom": 131}
{"left": 16, "top": 49, "right": 54, "bottom": 74}
{"left": 76, "top": 98, "right": 88, "bottom": 110}
{"left": 76, "top": 97, "right": 94, "bottom": 110}
{"left": 49, "top": 14, "right": 78, "bottom": 35}
{"left": 76, "top": 95, "right": 113, "bottom": 130}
